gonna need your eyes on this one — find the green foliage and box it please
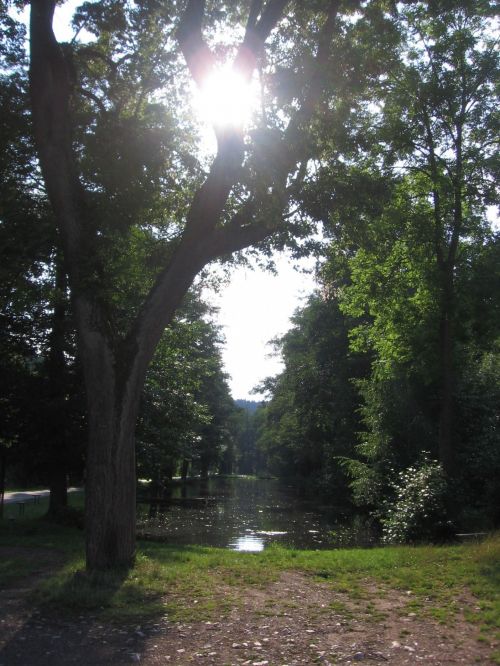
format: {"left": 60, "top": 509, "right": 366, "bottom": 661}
{"left": 257, "top": 1, "right": 499, "bottom": 539}
{"left": 231, "top": 402, "right": 264, "bottom": 475}
{"left": 0, "top": 9, "right": 86, "bottom": 489}
{"left": 137, "top": 293, "right": 238, "bottom": 484}
{"left": 454, "top": 340, "right": 500, "bottom": 530}
{"left": 256, "top": 293, "right": 367, "bottom": 501}
{"left": 381, "top": 458, "right": 453, "bottom": 544}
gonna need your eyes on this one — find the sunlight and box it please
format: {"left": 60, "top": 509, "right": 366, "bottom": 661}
{"left": 230, "top": 534, "right": 264, "bottom": 552}
{"left": 193, "top": 64, "right": 258, "bottom": 131}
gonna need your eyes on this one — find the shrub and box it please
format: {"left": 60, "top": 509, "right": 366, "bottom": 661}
{"left": 381, "top": 457, "right": 454, "bottom": 544}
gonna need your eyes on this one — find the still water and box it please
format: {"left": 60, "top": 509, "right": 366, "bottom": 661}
{"left": 137, "top": 476, "right": 359, "bottom": 551}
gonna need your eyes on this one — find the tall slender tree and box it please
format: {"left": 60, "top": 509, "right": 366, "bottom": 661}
{"left": 376, "top": 1, "right": 499, "bottom": 472}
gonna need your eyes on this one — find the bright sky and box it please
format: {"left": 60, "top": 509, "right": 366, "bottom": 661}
{"left": 206, "top": 256, "right": 317, "bottom": 401}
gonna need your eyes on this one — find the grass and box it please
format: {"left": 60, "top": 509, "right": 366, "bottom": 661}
{"left": 1, "top": 514, "right": 499, "bottom": 654}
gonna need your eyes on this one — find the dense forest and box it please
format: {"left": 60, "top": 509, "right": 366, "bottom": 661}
{"left": 252, "top": 0, "right": 500, "bottom": 542}
{"left": 0, "top": 0, "right": 498, "bottom": 569}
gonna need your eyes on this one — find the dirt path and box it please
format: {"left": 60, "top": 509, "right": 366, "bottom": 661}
{"left": 0, "top": 557, "right": 496, "bottom": 665}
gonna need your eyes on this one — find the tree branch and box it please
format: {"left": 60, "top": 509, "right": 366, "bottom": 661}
{"left": 30, "top": 1, "right": 118, "bottom": 419}
{"left": 237, "top": 0, "right": 288, "bottom": 82}
{"left": 284, "top": 0, "right": 339, "bottom": 149}
{"left": 254, "top": 0, "right": 289, "bottom": 42}
{"left": 209, "top": 218, "right": 275, "bottom": 256}
{"left": 177, "top": 0, "right": 290, "bottom": 238}
{"left": 29, "top": 0, "right": 84, "bottom": 267}
{"left": 176, "top": 0, "right": 215, "bottom": 88}
{"left": 252, "top": 0, "right": 340, "bottom": 192}
{"left": 246, "top": 0, "right": 264, "bottom": 32}
{"left": 184, "top": 138, "right": 245, "bottom": 236}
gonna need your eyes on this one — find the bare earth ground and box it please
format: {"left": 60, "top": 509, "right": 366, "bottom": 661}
{"left": 0, "top": 547, "right": 497, "bottom": 666}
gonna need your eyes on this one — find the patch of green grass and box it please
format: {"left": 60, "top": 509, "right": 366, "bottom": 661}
{"left": 468, "top": 537, "right": 500, "bottom": 639}
{"left": 429, "top": 604, "right": 457, "bottom": 625}
{"left": 0, "top": 517, "right": 84, "bottom": 554}
{"left": 328, "top": 599, "right": 353, "bottom": 618}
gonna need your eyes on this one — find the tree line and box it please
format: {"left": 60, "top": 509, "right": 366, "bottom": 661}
{"left": 252, "top": 0, "right": 499, "bottom": 541}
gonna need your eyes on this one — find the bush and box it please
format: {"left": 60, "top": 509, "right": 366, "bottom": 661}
{"left": 381, "top": 457, "right": 454, "bottom": 544}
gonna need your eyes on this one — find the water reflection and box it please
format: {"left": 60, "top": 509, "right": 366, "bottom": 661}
{"left": 230, "top": 535, "right": 264, "bottom": 552}
{"left": 137, "top": 477, "right": 369, "bottom": 551}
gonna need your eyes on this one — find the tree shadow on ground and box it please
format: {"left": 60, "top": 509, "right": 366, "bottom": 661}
{"left": 0, "top": 548, "right": 162, "bottom": 665}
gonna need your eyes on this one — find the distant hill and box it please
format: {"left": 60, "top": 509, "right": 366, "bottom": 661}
{"left": 235, "top": 399, "right": 263, "bottom": 413}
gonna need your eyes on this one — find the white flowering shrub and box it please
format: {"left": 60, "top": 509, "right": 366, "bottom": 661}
{"left": 381, "top": 458, "right": 453, "bottom": 544}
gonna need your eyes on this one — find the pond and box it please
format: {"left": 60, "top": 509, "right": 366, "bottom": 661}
{"left": 137, "top": 476, "right": 373, "bottom": 551}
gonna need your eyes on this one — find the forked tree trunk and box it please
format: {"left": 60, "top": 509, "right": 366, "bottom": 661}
{"left": 30, "top": 0, "right": 333, "bottom": 571}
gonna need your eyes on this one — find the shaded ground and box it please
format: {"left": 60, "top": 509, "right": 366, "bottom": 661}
{"left": 0, "top": 549, "right": 496, "bottom": 666}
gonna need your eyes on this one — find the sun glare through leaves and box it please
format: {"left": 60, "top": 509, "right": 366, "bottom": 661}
{"left": 193, "top": 63, "right": 259, "bottom": 133}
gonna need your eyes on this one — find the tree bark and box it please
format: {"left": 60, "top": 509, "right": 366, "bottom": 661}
{"left": 85, "top": 398, "right": 137, "bottom": 568}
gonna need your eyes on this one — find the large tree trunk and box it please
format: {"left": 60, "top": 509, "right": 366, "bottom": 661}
{"left": 85, "top": 410, "right": 137, "bottom": 569}
{"left": 84, "top": 357, "right": 139, "bottom": 569}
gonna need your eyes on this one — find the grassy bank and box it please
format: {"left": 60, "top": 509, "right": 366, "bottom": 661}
{"left": 1, "top": 517, "right": 499, "bottom": 658}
